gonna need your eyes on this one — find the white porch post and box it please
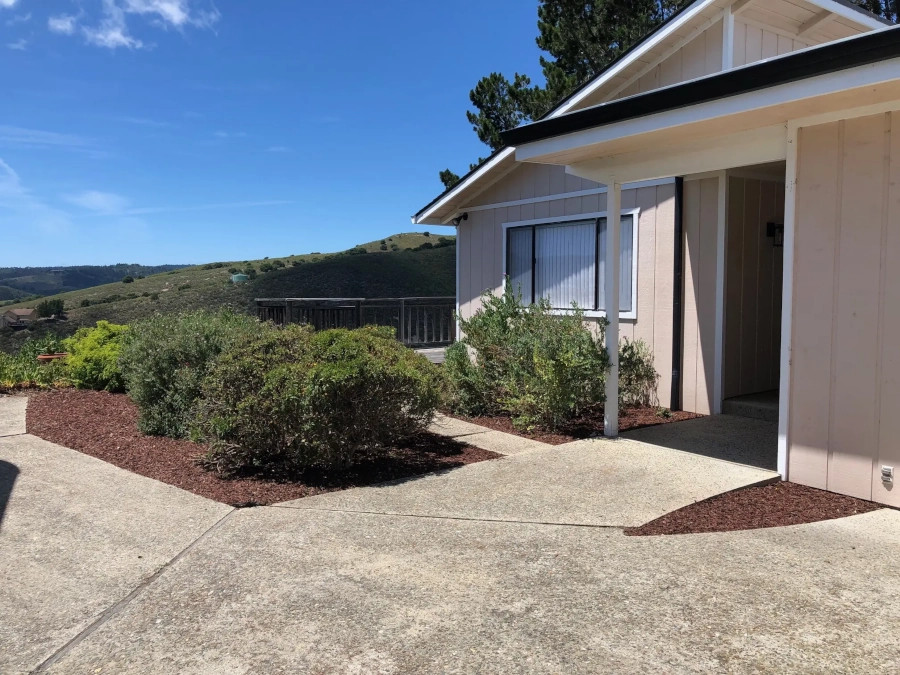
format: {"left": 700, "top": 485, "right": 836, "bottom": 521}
{"left": 604, "top": 181, "right": 622, "bottom": 437}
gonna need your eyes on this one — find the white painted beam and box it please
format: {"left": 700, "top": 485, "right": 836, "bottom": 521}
{"left": 731, "top": 0, "right": 756, "bottom": 16}
{"left": 722, "top": 4, "right": 735, "bottom": 70}
{"left": 604, "top": 182, "right": 622, "bottom": 438}
{"left": 567, "top": 125, "right": 786, "bottom": 185}
{"left": 714, "top": 171, "right": 727, "bottom": 414}
{"left": 798, "top": 10, "right": 833, "bottom": 38}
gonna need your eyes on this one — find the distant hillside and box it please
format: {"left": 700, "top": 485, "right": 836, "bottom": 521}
{"left": 0, "top": 232, "right": 455, "bottom": 353}
{"left": 0, "top": 263, "right": 188, "bottom": 298}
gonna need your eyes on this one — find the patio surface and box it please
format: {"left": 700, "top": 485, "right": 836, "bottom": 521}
{"left": 2, "top": 396, "right": 898, "bottom": 673}
{"left": 623, "top": 413, "right": 779, "bottom": 470}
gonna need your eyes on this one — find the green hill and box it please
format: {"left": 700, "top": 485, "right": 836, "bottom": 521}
{"left": 0, "top": 263, "right": 188, "bottom": 298}
{"left": 0, "top": 233, "right": 455, "bottom": 353}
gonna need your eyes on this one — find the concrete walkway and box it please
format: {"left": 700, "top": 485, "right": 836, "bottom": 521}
{"left": 2, "top": 396, "right": 899, "bottom": 673}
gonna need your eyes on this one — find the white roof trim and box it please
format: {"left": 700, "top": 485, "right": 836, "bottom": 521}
{"left": 413, "top": 0, "right": 889, "bottom": 224}
{"left": 806, "top": 0, "right": 890, "bottom": 30}
{"left": 515, "top": 57, "right": 900, "bottom": 164}
{"left": 413, "top": 0, "right": 721, "bottom": 224}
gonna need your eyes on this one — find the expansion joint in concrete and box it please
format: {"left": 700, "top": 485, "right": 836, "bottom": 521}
{"left": 32, "top": 507, "right": 237, "bottom": 673}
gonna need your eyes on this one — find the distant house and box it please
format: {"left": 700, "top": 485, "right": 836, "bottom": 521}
{"left": 414, "top": 0, "right": 900, "bottom": 506}
{"left": 2, "top": 308, "right": 37, "bottom": 328}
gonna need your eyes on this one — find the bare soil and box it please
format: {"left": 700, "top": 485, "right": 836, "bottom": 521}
{"left": 625, "top": 481, "right": 882, "bottom": 536}
{"left": 26, "top": 389, "right": 499, "bottom": 507}
{"left": 450, "top": 405, "right": 703, "bottom": 445}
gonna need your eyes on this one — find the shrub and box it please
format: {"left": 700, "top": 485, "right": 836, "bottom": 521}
{"left": 259, "top": 262, "right": 274, "bottom": 273}
{"left": 177, "top": 283, "right": 191, "bottom": 291}
{"left": 64, "top": 321, "right": 129, "bottom": 392}
{"left": 417, "top": 242, "right": 434, "bottom": 250}
{"left": 36, "top": 298, "right": 65, "bottom": 318}
{"left": 446, "top": 282, "right": 609, "bottom": 430}
{"left": 122, "top": 275, "right": 134, "bottom": 284}
{"left": 228, "top": 267, "right": 240, "bottom": 274}
{"left": 0, "top": 334, "right": 69, "bottom": 390}
{"left": 272, "top": 259, "right": 285, "bottom": 268}
{"left": 120, "top": 310, "right": 259, "bottom": 437}
{"left": 442, "top": 341, "right": 491, "bottom": 416}
{"left": 80, "top": 299, "right": 93, "bottom": 308}
{"left": 195, "top": 325, "right": 441, "bottom": 476}
{"left": 390, "top": 244, "right": 400, "bottom": 251}
{"left": 380, "top": 244, "right": 388, "bottom": 251}
{"left": 618, "top": 338, "right": 658, "bottom": 406}
{"left": 423, "top": 231, "right": 430, "bottom": 237}
{"left": 347, "top": 246, "right": 367, "bottom": 255}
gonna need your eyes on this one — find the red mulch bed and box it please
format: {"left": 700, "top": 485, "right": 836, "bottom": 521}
{"left": 26, "top": 389, "right": 499, "bottom": 507}
{"left": 625, "top": 481, "right": 882, "bottom": 536}
{"left": 450, "top": 405, "right": 703, "bottom": 445}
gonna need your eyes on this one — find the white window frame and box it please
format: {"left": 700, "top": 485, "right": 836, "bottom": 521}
{"left": 501, "top": 209, "right": 640, "bottom": 321}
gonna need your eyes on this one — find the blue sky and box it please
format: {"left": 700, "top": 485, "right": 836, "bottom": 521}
{"left": 1, "top": 1, "right": 542, "bottom": 265}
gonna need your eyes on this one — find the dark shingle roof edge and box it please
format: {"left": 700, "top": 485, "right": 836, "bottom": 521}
{"left": 502, "top": 26, "right": 900, "bottom": 148}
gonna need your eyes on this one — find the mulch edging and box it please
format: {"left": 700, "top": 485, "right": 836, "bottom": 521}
{"left": 449, "top": 405, "right": 703, "bottom": 445}
{"left": 26, "top": 389, "right": 499, "bottom": 507}
{"left": 625, "top": 481, "right": 882, "bottom": 536}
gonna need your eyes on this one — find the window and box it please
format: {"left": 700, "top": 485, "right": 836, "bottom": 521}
{"left": 505, "top": 212, "right": 637, "bottom": 317}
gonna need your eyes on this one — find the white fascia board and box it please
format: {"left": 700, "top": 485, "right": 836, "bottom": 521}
{"left": 551, "top": 0, "right": 719, "bottom": 115}
{"left": 413, "top": 148, "right": 515, "bottom": 225}
{"left": 413, "top": 0, "right": 719, "bottom": 225}
{"left": 807, "top": 0, "right": 889, "bottom": 30}
{"left": 515, "top": 57, "right": 900, "bottom": 164}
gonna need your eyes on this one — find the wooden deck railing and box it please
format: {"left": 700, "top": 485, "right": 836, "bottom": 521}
{"left": 255, "top": 297, "right": 456, "bottom": 347}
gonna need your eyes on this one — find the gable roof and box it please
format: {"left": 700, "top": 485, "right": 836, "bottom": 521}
{"left": 6, "top": 308, "right": 35, "bottom": 317}
{"left": 504, "top": 25, "right": 900, "bottom": 148}
{"left": 413, "top": 0, "right": 890, "bottom": 225}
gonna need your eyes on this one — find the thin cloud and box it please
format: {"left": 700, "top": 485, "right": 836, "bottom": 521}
{"left": 48, "top": 14, "right": 78, "bottom": 35}
{"left": 0, "top": 125, "right": 91, "bottom": 151}
{"left": 53, "top": 0, "right": 221, "bottom": 50}
{"left": 0, "top": 0, "right": 19, "bottom": 9}
{"left": 122, "top": 199, "right": 292, "bottom": 216}
{"left": 0, "top": 158, "right": 72, "bottom": 235}
{"left": 6, "top": 38, "right": 26, "bottom": 50}
{"left": 64, "top": 190, "right": 130, "bottom": 215}
{"left": 6, "top": 11, "right": 30, "bottom": 25}
{"left": 214, "top": 130, "right": 247, "bottom": 139}
{"left": 113, "top": 115, "right": 173, "bottom": 128}
{"left": 266, "top": 145, "right": 291, "bottom": 153}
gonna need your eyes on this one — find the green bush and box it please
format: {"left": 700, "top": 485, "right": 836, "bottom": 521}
{"left": 445, "top": 283, "right": 659, "bottom": 429}
{"left": 36, "top": 298, "right": 65, "bottom": 317}
{"left": 259, "top": 262, "right": 274, "bottom": 273}
{"left": 0, "top": 334, "right": 69, "bottom": 390}
{"left": 63, "top": 321, "right": 129, "bottom": 392}
{"left": 195, "top": 325, "right": 442, "bottom": 476}
{"left": 122, "top": 275, "right": 134, "bottom": 284}
{"left": 445, "top": 282, "right": 609, "bottom": 430}
{"left": 120, "top": 310, "right": 259, "bottom": 437}
{"left": 618, "top": 338, "right": 659, "bottom": 406}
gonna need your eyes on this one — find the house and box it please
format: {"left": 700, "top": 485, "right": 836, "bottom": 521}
{"left": 2, "top": 308, "right": 37, "bottom": 328}
{"left": 413, "top": 0, "right": 900, "bottom": 506}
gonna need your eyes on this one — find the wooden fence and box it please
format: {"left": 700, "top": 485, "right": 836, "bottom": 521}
{"left": 255, "top": 297, "right": 455, "bottom": 347}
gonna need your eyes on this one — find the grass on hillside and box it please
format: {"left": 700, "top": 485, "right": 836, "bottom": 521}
{"left": 1, "top": 233, "right": 455, "bottom": 353}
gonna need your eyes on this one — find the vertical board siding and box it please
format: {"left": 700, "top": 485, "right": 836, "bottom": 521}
{"left": 457, "top": 162, "right": 676, "bottom": 408}
{"left": 790, "top": 112, "right": 900, "bottom": 506}
{"left": 682, "top": 177, "right": 720, "bottom": 415}
{"left": 732, "top": 19, "right": 813, "bottom": 67}
{"left": 616, "top": 21, "right": 724, "bottom": 100}
{"left": 723, "top": 177, "right": 785, "bottom": 400}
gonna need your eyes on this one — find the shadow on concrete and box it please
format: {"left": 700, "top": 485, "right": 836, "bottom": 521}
{"left": 0, "top": 460, "right": 19, "bottom": 531}
{"left": 622, "top": 414, "right": 778, "bottom": 471}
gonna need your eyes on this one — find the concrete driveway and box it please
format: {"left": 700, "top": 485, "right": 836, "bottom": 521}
{"left": 2, "top": 396, "right": 899, "bottom": 674}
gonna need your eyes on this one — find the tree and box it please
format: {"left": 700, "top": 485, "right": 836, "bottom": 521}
{"left": 440, "top": 0, "right": 897, "bottom": 186}
{"left": 36, "top": 298, "right": 65, "bottom": 318}
{"left": 122, "top": 275, "right": 134, "bottom": 283}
